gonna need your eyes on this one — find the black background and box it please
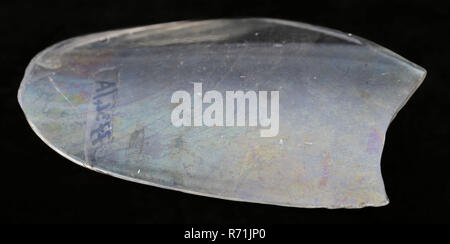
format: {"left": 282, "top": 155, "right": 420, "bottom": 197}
{"left": 1, "top": 0, "right": 449, "bottom": 224}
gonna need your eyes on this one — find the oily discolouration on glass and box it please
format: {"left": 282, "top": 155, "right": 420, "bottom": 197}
{"left": 18, "top": 18, "right": 426, "bottom": 208}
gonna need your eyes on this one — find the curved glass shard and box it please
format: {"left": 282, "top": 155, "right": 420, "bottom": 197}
{"left": 18, "top": 18, "right": 426, "bottom": 208}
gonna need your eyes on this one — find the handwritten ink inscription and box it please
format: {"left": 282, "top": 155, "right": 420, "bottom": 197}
{"left": 85, "top": 67, "right": 119, "bottom": 163}
{"left": 90, "top": 80, "right": 117, "bottom": 146}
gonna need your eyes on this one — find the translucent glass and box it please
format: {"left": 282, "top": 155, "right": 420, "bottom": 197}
{"left": 18, "top": 18, "right": 426, "bottom": 208}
